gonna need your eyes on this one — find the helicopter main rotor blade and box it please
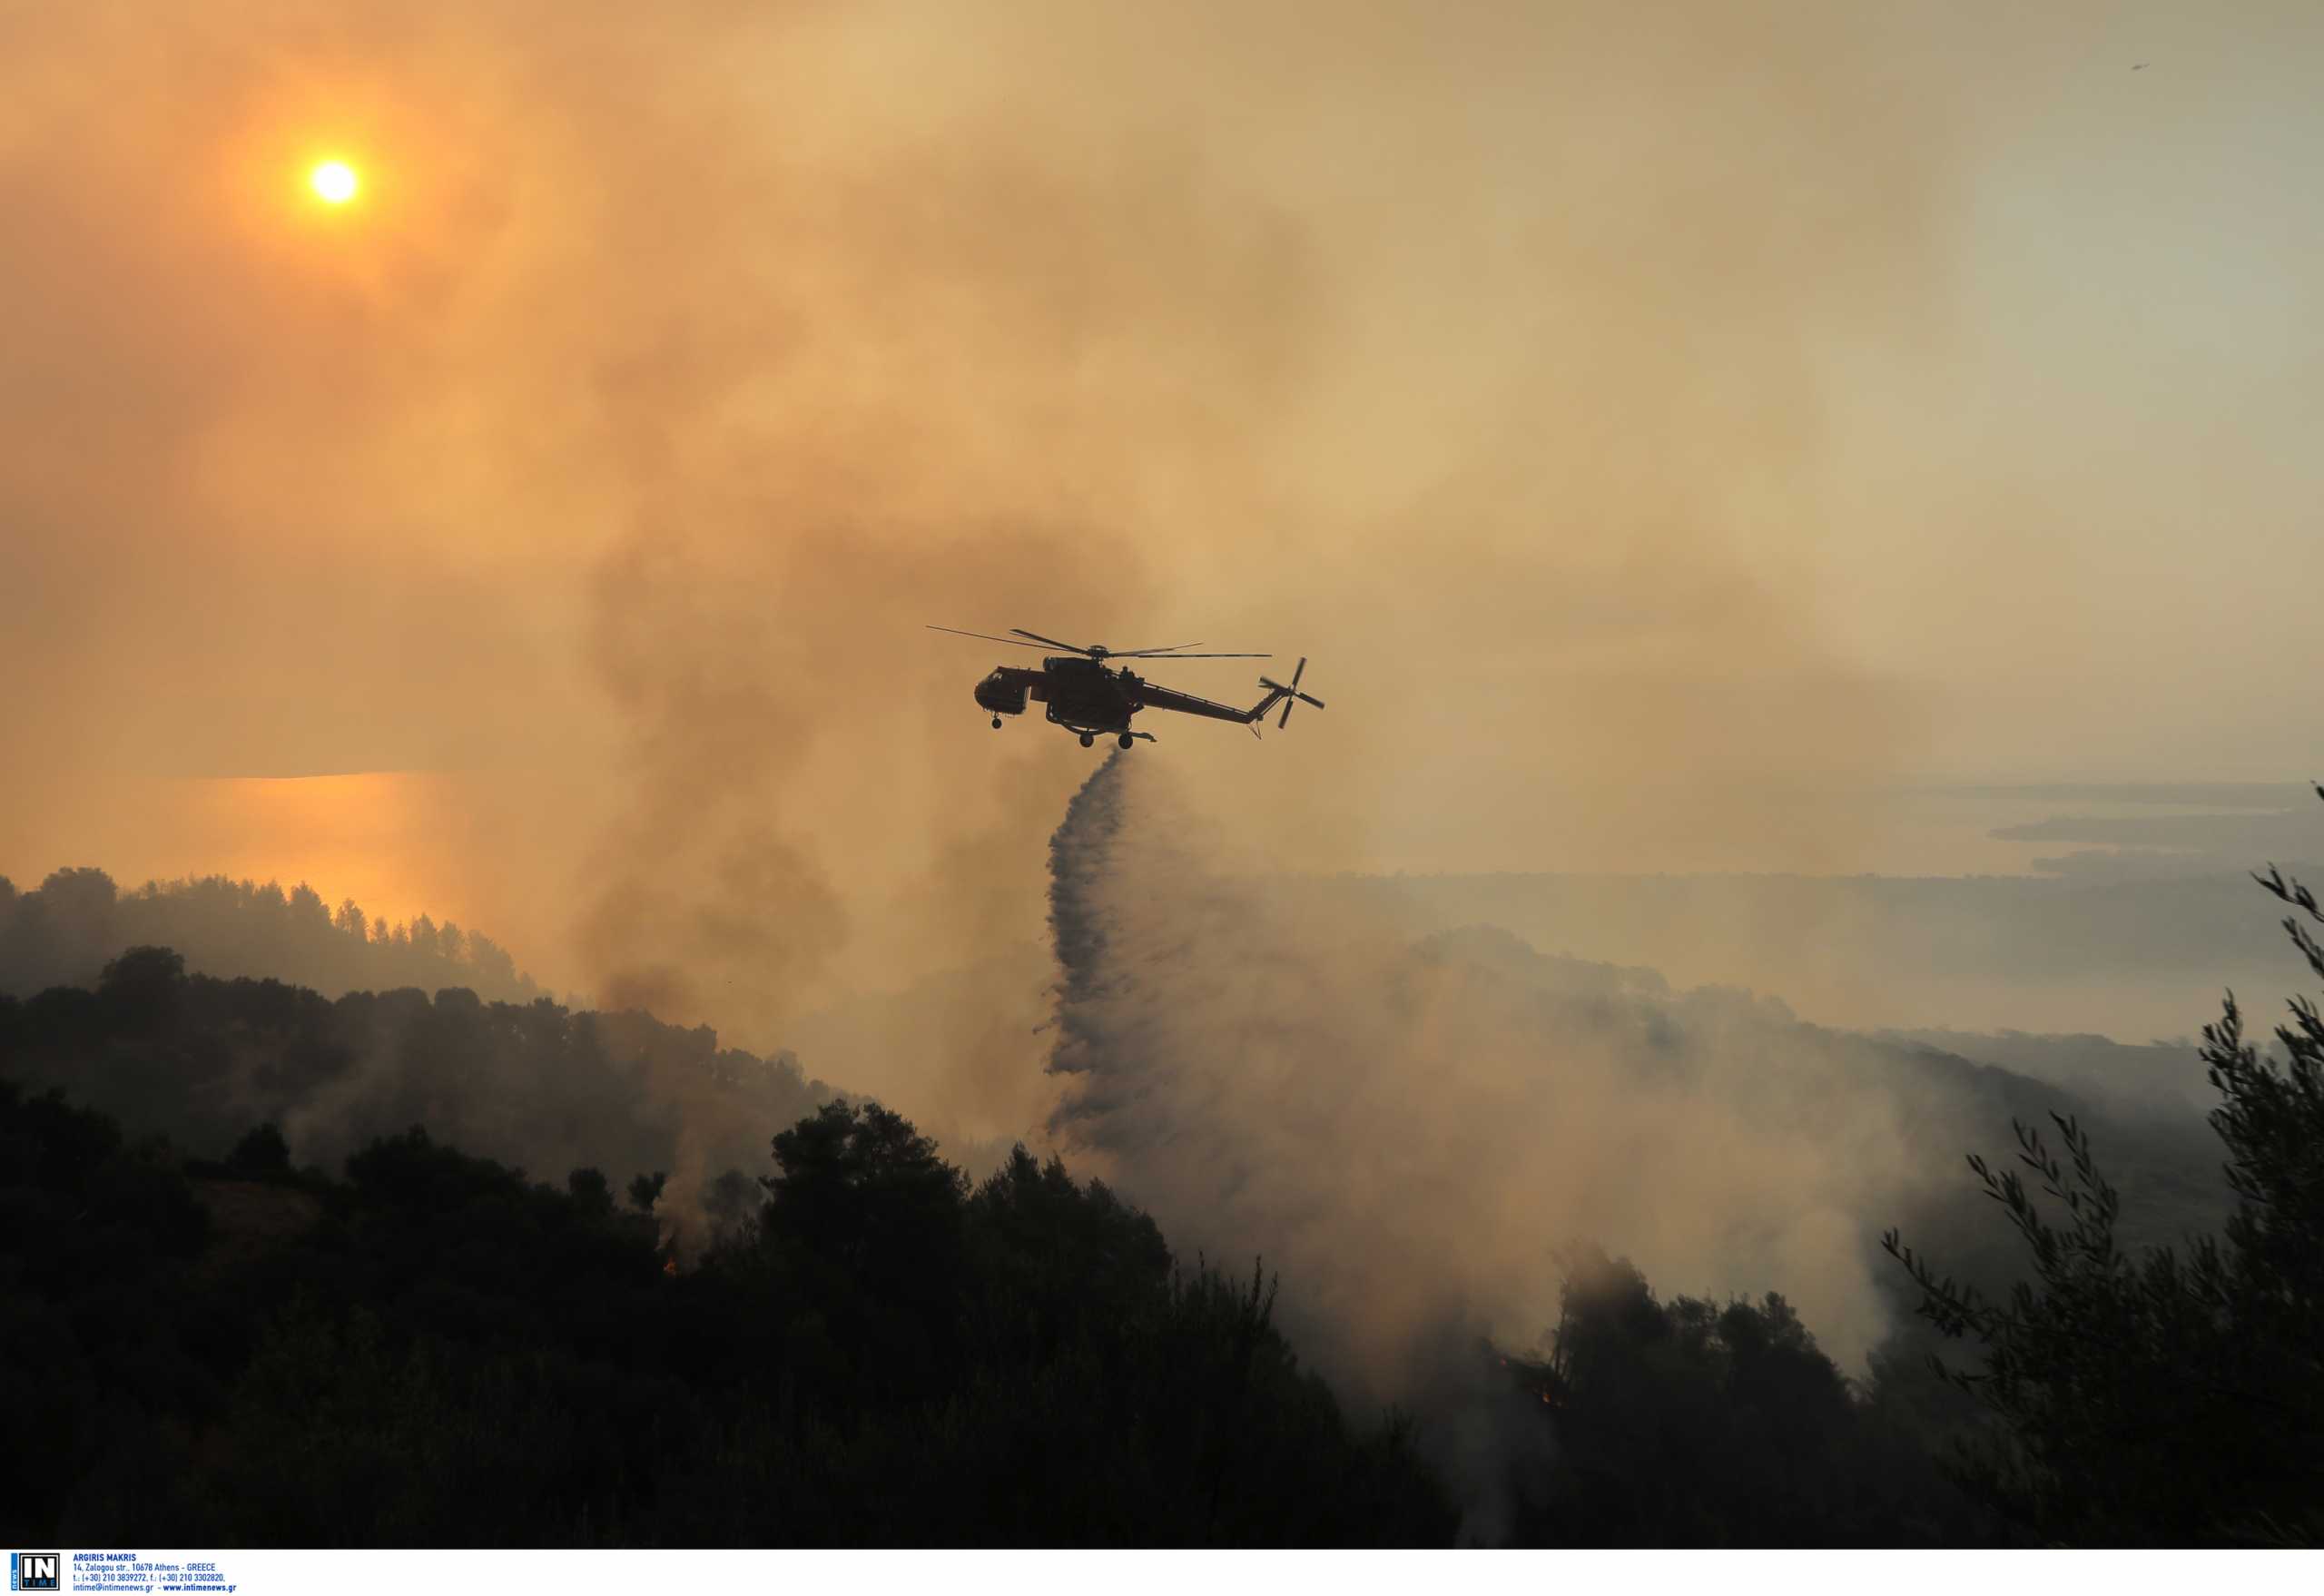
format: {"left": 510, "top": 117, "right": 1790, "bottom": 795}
{"left": 1105, "top": 643, "right": 1203, "bottom": 656}
{"left": 1120, "top": 651, "right": 1271, "bottom": 659}
{"left": 1009, "top": 627, "right": 1097, "bottom": 655}
{"left": 926, "top": 626, "right": 1052, "bottom": 650}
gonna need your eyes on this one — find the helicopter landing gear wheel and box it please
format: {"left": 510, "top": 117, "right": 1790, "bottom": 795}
{"left": 1118, "top": 733, "right": 1134, "bottom": 749}
{"left": 1078, "top": 733, "right": 1094, "bottom": 747}
{"left": 991, "top": 716, "right": 1002, "bottom": 729}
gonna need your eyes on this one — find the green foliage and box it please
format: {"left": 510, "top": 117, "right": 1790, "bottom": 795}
{"left": 1885, "top": 783, "right": 2324, "bottom": 1544}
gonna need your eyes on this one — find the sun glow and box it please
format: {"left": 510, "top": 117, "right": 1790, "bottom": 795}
{"left": 309, "top": 160, "right": 359, "bottom": 203}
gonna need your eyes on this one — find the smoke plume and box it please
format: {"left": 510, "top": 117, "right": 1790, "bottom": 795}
{"left": 7, "top": 0, "right": 2317, "bottom": 1274}
{"left": 1044, "top": 751, "right": 1986, "bottom": 1532}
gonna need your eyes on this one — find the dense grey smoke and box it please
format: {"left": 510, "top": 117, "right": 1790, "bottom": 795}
{"left": 1054, "top": 755, "right": 1887, "bottom": 1352}
{"left": 0, "top": 946, "right": 829, "bottom": 1231}
{"left": 1, "top": 0, "right": 1984, "bottom": 1050}
{"left": 3, "top": 0, "right": 2321, "bottom": 1162}
{"left": 1048, "top": 754, "right": 1547, "bottom": 1535}
{"left": 1039, "top": 752, "right": 2207, "bottom": 1531}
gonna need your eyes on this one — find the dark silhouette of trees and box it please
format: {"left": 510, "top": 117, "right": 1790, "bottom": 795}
{"left": 21, "top": 859, "right": 2277, "bottom": 1545}
{"left": 1885, "top": 783, "right": 2324, "bottom": 1544}
{"left": 1504, "top": 1246, "right": 1991, "bottom": 1546}
{"left": 965, "top": 1147, "right": 1172, "bottom": 1368}
{"left": 756, "top": 1100, "right": 969, "bottom": 1405}
{"left": 0, "top": 955, "right": 827, "bottom": 1222}
{"left": 626, "top": 1171, "right": 668, "bottom": 1214}
{"left": 0, "top": 922, "right": 2170, "bottom": 1548}
{"left": 98, "top": 944, "right": 188, "bottom": 1031}
{"left": 0, "top": 868, "right": 543, "bottom": 1005}
{"left": 0, "top": 1065, "right": 1453, "bottom": 1546}
{"left": 228, "top": 1121, "right": 292, "bottom": 1177}
{"left": 566, "top": 1167, "right": 615, "bottom": 1217}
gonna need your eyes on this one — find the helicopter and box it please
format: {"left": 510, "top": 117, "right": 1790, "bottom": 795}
{"left": 928, "top": 626, "right": 1324, "bottom": 749}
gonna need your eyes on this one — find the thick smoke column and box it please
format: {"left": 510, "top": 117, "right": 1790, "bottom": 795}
{"left": 1049, "top": 752, "right": 1553, "bottom": 1363}
{"left": 1048, "top": 754, "right": 1554, "bottom": 1537}
{"left": 1044, "top": 753, "right": 1987, "bottom": 1531}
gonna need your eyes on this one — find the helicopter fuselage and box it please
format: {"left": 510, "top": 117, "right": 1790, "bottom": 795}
{"left": 976, "top": 656, "right": 1133, "bottom": 734}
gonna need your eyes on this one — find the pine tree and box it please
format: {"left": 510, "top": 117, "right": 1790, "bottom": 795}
{"left": 1886, "top": 783, "right": 2324, "bottom": 1543}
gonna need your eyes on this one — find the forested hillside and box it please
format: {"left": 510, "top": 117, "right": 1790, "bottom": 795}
{"left": 0, "top": 944, "right": 2021, "bottom": 1546}
{"left": 0, "top": 1079, "right": 1455, "bottom": 1545}
{"left": 5, "top": 795, "right": 2317, "bottom": 1545}
{"left": 0, "top": 868, "right": 544, "bottom": 1004}
{"left": 0, "top": 948, "right": 823, "bottom": 1244}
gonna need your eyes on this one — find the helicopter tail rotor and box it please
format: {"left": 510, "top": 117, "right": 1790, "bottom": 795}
{"left": 1256, "top": 657, "right": 1324, "bottom": 731}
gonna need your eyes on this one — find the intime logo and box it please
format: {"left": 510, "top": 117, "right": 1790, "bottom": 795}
{"left": 9, "top": 1554, "right": 59, "bottom": 1592}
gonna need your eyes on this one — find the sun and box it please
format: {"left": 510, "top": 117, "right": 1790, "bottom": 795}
{"left": 309, "top": 161, "right": 359, "bottom": 204}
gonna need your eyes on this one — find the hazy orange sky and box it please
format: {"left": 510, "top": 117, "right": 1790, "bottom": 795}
{"left": 4, "top": 1, "right": 2318, "bottom": 1018}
